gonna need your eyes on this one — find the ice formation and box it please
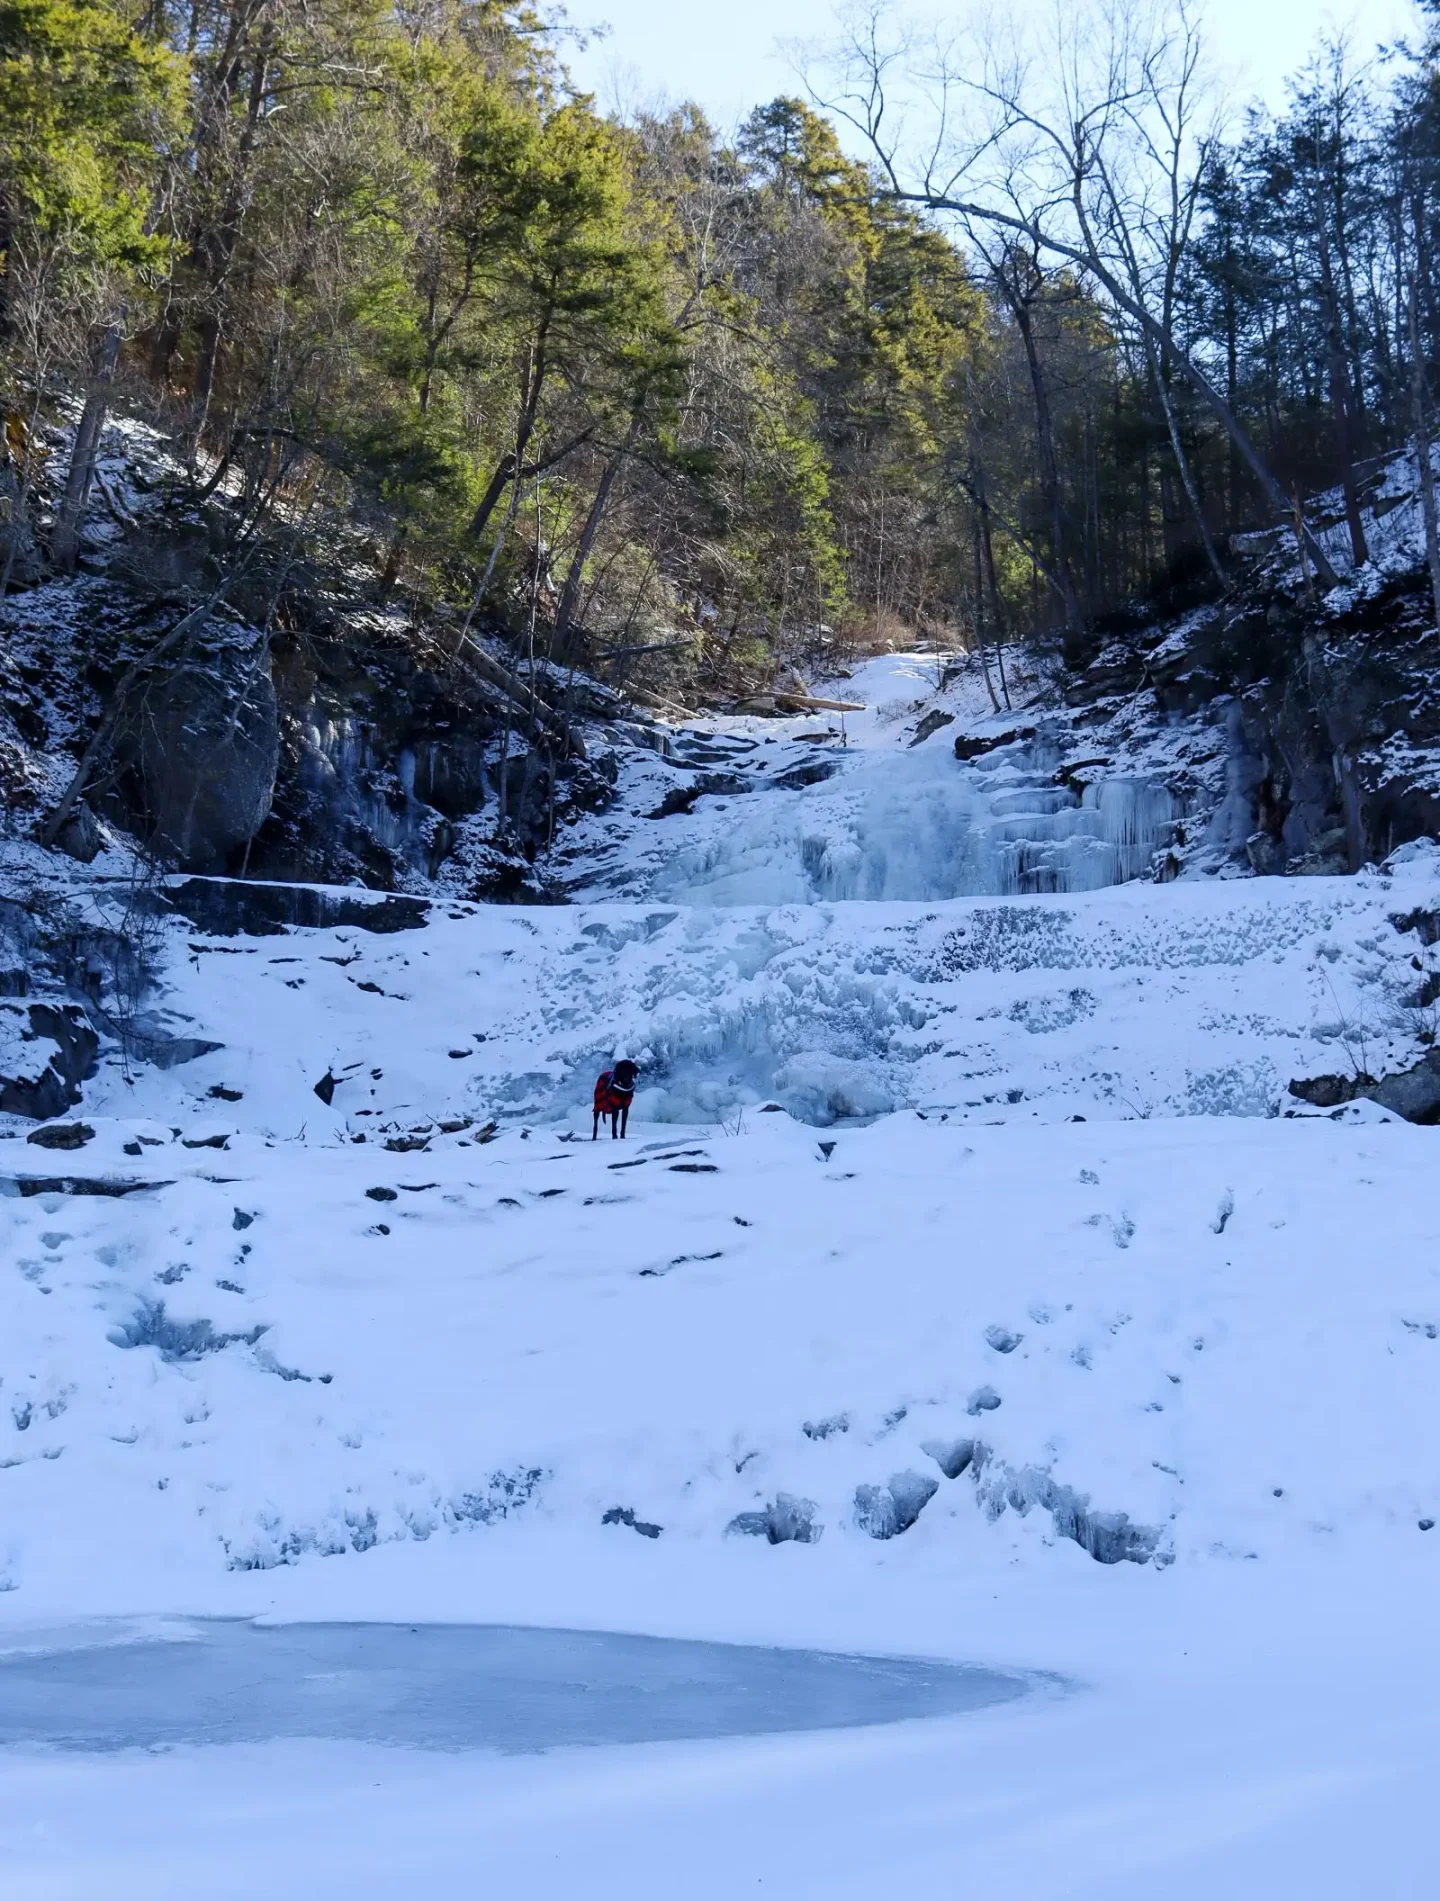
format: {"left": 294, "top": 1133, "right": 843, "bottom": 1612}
{"left": 648, "top": 742, "right": 1183, "bottom": 905}
{"left": 567, "top": 657, "right": 1186, "bottom": 908}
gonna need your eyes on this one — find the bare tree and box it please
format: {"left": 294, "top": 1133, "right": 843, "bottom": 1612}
{"left": 811, "top": 0, "right": 1342, "bottom": 586}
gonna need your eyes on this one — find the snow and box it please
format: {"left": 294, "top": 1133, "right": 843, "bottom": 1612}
{"left": 3, "top": 654, "right": 1440, "bottom": 1894}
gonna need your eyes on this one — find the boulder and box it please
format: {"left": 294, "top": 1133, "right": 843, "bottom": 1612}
{"left": 1289, "top": 1052, "right": 1440, "bottom": 1124}
{"left": 163, "top": 878, "right": 429, "bottom": 937}
{"left": 909, "top": 709, "right": 955, "bottom": 746}
{"left": 26, "top": 1121, "right": 94, "bottom": 1150}
{"left": 854, "top": 1470, "right": 939, "bottom": 1539}
{"left": 0, "top": 1001, "right": 100, "bottom": 1119}
{"left": 725, "top": 1493, "right": 821, "bottom": 1544}
{"left": 54, "top": 801, "right": 102, "bottom": 864}
{"left": 1366, "top": 1050, "right": 1440, "bottom": 1125}
{"left": 954, "top": 725, "right": 1038, "bottom": 762}
{"left": 112, "top": 637, "right": 279, "bottom": 870}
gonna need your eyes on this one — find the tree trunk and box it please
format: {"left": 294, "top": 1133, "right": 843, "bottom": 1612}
{"left": 1009, "top": 288, "right": 1084, "bottom": 639}
{"left": 1408, "top": 272, "right": 1440, "bottom": 630}
{"left": 51, "top": 319, "right": 123, "bottom": 572}
{"left": 1148, "top": 336, "right": 1225, "bottom": 583}
{"left": 976, "top": 468, "right": 1012, "bottom": 706}
{"left": 0, "top": 188, "right": 12, "bottom": 343}
{"left": 553, "top": 457, "right": 621, "bottom": 652}
{"left": 1223, "top": 251, "right": 1242, "bottom": 533}
{"left": 1316, "top": 221, "right": 1368, "bottom": 567}
{"left": 553, "top": 420, "right": 640, "bottom": 652}
{"left": 469, "top": 332, "right": 548, "bottom": 542}
{"left": 972, "top": 515, "right": 1001, "bottom": 713}
{"left": 187, "top": 13, "right": 276, "bottom": 451}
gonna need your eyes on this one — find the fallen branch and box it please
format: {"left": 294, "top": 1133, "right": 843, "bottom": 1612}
{"left": 772, "top": 693, "right": 866, "bottom": 713}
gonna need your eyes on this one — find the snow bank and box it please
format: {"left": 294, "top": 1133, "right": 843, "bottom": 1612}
{"left": 2, "top": 1109, "right": 1439, "bottom": 1604}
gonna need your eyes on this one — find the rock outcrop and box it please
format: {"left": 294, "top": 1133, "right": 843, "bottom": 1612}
{"left": 109, "top": 632, "right": 280, "bottom": 871}
{"left": 0, "top": 1000, "right": 99, "bottom": 1119}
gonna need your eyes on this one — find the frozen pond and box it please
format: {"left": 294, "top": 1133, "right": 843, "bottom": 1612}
{"left": 0, "top": 1621, "right": 1031, "bottom": 1753}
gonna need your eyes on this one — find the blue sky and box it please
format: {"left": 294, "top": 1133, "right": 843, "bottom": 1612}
{"left": 566, "top": 0, "right": 1426, "bottom": 130}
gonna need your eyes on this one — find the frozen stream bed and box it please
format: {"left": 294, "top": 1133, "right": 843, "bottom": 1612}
{"left": 3, "top": 653, "right": 1440, "bottom": 1897}
{"left": 0, "top": 1621, "right": 1028, "bottom": 1753}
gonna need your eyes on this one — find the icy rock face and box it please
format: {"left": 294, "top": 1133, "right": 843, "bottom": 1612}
{"left": 972, "top": 1454, "right": 1167, "bottom": 1566}
{"left": 107, "top": 1300, "right": 267, "bottom": 1362}
{"left": 110, "top": 633, "right": 279, "bottom": 871}
{"left": 222, "top": 1465, "right": 546, "bottom": 1571}
{"left": 726, "top": 1493, "right": 822, "bottom": 1544}
{"left": 921, "top": 1438, "right": 977, "bottom": 1480}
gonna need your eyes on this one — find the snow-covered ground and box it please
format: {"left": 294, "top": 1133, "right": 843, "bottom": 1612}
{"left": 3, "top": 654, "right": 1440, "bottom": 1896}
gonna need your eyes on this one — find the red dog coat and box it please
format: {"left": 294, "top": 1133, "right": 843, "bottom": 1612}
{"left": 594, "top": 1070, "right": 635, "bottom": 1117}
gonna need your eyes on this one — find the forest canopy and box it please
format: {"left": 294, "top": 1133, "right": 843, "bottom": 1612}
{"left": 4, "top": 0, "right": 1440, "bottom": 699}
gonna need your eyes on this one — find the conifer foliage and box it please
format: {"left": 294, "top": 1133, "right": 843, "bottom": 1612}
{"left": 4, "top": 2, "right": 1440, "bottom": 686}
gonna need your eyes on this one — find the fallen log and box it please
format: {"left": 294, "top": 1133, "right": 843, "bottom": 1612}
{"left": 773, "top": 693, "right": 866, "bottom": 713}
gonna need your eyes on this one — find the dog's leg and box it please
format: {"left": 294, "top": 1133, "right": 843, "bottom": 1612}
{"left": 592, "top": 1111, "right": 600, "bottom": 1141}
{"left": 619, "top": 1103, "right": 629, "bottom": 1139}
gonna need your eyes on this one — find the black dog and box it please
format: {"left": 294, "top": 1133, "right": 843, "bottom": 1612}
{"left": 592, "top": 1059, "right": 639, "bottom": 1139}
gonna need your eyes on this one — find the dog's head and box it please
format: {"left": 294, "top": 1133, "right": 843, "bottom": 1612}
{"left": 613, "top": 1059, "right": 638, "bottom": 1092}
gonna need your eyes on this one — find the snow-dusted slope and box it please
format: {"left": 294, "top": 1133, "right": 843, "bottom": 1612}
{"left": 69, "top": 848, "right": 1439, "bottom": 1131}
{"left": 4, "top": 1108, "right": 1439, "bottom": 1598}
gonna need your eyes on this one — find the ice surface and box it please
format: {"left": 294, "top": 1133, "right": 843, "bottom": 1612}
{"left": 0, "top": 1621, "right": 1026, "bottom": 1752}
{"left": 650, "top": 748, "right": 1184, "bottom": 905}
{"left": 52, "top": 850, "right": 1429, "bottom": 1131}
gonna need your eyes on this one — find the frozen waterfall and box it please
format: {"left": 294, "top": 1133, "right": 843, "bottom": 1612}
{"left": 647, "top": 738, "right": 1183, "bottom": 906}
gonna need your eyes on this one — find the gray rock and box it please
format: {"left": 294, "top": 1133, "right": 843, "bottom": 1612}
{"left": 921, "top": 1437, "right": 977, "bottom": 1480}
{"left": 954, "top": 725, "right": 1037, "bottom": 761}
{"left": 1245, "top": 829, "right": 1285, "bottom": 876}
{"left": 601, "top": 1506, "right": 662, "bottom": 1539}
{"left": 909, "top": 709, "right": 955, "bottom": 747}
{"left": 54, "top": 801, "right": 102, "bottom": 864}
{"left": 1288, "top": 1072, "right": 1360, "bottom": 1110}
{"left": 1365, "top": 1049, "right": 1440, "bottom": 1125}
{"left": 854, "top": 1470, "right": 939, "bottom": 1539}
{"left": 725, "top": 1492, "right": 821, "bottom": 1545}
{"left": 163, "top": 878, "right": 429, "bottom": 938}
{"left": 0, "top": 1001, "right": 99, "bottom": 1119}
{"left": 1289, "top": 1051, "right": 1440, "bottom": 1124}
{"left": 112, "top": 637, "right": 279, "bottom": 870}
{"left": 25, "top": 1122, "right": 94, "bottom": 1151}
